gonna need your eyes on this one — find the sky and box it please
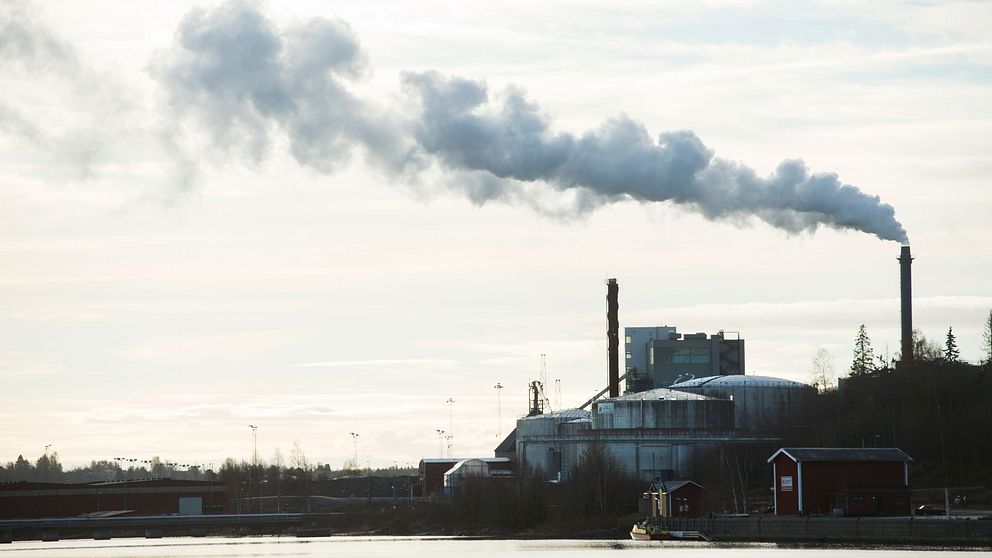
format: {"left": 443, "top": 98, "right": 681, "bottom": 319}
{"left": 1, "top": 0, "right": 990, "bottom": 470}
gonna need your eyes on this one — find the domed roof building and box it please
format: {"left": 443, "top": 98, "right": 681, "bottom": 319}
{"left": 669, "top": 375, "right": 817, "bottom": 434}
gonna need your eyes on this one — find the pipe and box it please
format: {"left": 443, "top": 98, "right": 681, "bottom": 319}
{"left": 899, "top": 246, "right": 913, "bottom": 364}
{"left": 607, "top": 278, "right": 619, "bottom": 398}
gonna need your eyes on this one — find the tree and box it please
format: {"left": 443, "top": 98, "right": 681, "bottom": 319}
{"left": 810, "top": 347, "right": 836, "bottom": 391}
{"left": 894, "top": 328, "right": 940, "bottom": 363}
{"left": 12, "top": 455, "right": 33, "bottom": 481}
{"left": 851, "top": 325, "right": 875, "bottom": 376}
{"left": 35, "top": 452, "right": 64, "bottom": 482}
{"left": 944, "top": 327, "right": 960, "bottom": 363}
{"left": 570, "top": 443, "right": 631, "bottom": 518}
{"left": 981, "top": 309, "right": 992, "bottom": 366}
{"left": 909, "top": 328, "right": 943, "bottom": 362}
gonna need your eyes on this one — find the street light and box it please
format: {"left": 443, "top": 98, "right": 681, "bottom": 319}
{"left": 248, "top": 425, "right": 259, "bottom": 465}
{"left": 43, "top": 445, "right": 52, "bottom": 482}
{"left": 349, "top": 433, "right": 359, "bottom": 470}
{"left": 366, "top": 460, "right": 372, "bottom": 506}
{"left": 494, "top": 383, "right": 503, "bottom": 440}
{"left": 248, "top": 425, "right": 259, "bottom": 513}
{"left": 435, "top": 429, "right": 445, "bottom": 457}
{"left": 446, "top": 398, "right": 455, "bottom": 455}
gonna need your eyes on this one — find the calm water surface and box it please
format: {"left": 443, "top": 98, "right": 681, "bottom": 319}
{"left": 1, "top": 537, "right": 989, "bottom": 557}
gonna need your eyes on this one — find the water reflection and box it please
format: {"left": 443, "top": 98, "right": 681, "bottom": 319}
{"left": 1, "top": 536, "right": 985, "bottom": 557}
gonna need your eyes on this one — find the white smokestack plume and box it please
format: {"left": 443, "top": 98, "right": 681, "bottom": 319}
{"left": 402, "top": 72, "right": 909, "bottom": 243}
{"left": 154, "top": 2, "right": 909, "bottom": 243}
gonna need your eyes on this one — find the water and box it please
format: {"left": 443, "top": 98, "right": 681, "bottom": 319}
{"left": 1, "top": 537, "right": 987, "bottom": 557}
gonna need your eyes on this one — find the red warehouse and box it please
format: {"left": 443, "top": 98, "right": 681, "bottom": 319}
{"left": 0, "top": 479, "right": 226, "bottom": 519}
{"left": 768, "top": 447, "right": 913, "bottom": 517}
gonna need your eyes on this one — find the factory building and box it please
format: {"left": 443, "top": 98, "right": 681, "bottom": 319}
{"left": 511, "top": 386, "right": 784, "bottom": 483}
{"left": 669, "top": 375, "right": 817, "bottom": 434}
{"left": 492, "top": 248, "right": 916, "bottom": 504}
{"left": 419, "top": 457, "right": 513, "bottom": 498}
{"left": 591, "top": 388, "right": 733, "bottom": 431}
{"left": 624, "top": 326, "right": 676, "bottom": 391}
{"left": 625, "top": 327, "right": 744, "bottom": 389}
{"left": 500, "top": 279, "right": 807, "bottom": 486}
{"left": 0, "top": 479, "right": 226, "bottom": 519}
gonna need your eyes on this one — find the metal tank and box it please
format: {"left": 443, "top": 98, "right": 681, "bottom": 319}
{"left": 591, "top": 388, "right": 734, "bottom": 431}
{"left": 668, "top": 375, "right": 816, "bottom": 434}
{"left": 514, "top": 409, "right": 591, "bottom": 481}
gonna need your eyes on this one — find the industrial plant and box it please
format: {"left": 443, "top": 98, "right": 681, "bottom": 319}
{"left": 494, "top": 276, "right": 812, "bottom": 486}
{"left": 420, "top": 246, "right": 929, "bottom": 520}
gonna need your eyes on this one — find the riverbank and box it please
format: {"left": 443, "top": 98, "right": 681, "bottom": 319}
{"left": 4, "top": 510, "right": 992, "bottom": 548}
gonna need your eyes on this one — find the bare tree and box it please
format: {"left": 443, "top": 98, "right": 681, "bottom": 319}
{"left": 810, "top": 347, "right": 836, "bottom": 391}
{"left": 291, "top": 440, "right": 308, "bottom": 471}
{"left": 981, "top": 310, "right": 992, "bottom": 366}
{"left": 570, "top": 443, "right": 631, "bottom": 518}
{"left": 912, "top": 329, "right": 944, "bottom": 362}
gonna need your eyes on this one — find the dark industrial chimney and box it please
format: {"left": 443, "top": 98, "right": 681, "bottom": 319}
{"left": 899, "top": 245, "right": 914, "bottom": 364}
{"left": 607, "top": 278, "right": 619, "bottom": 398}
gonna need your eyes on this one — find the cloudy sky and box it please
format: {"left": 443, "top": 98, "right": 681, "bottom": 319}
{"left": 2, "top": 0, "right": 990, "bottom": 469}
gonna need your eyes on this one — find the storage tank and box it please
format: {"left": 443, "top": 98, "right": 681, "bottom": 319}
{"left": 591, "top": 388, "right": 733, "bottom": 431}
{"left": 514, "top": 409, "right": 591, "bottom": 480}
{"left": 668, "top": 375, "right": 816, "bottom": 434}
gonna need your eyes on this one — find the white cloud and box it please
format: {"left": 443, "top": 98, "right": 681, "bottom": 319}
{"left": 118, "top": 329, "right": 306, "bottom": 366}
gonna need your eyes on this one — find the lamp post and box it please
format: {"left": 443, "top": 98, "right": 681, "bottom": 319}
{"left": 446, "top": 397, "right": 455, "bottom": 451}
{"left": 248, "top": 425, "right": 258, "bottom": 513}
{"left": 391, "top": 460, "right": 397, "bottom": 505}
{"left": 248, "top": 425, "right": 258, "bottom": 465}
{"left": 435, "top": 429, "right": 445, "bottom": 457}
{"left": 43, "top": 445, "right": 51, "bottom": 482}
{"left": 494, "top": 383, "right": 503, "bottom": 440}
{"left": 349, "top": 433, "right": 359, "bottom": 470}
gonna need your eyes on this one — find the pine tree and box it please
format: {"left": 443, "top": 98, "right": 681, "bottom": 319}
{"left": 981, "top": 309, "right": 992, "bottom": 366}
{"left": 944, "top": 326, "right": 960, "bottom": 363}
{"left": 851, "top": 324, "right": 875, "bottom": 375}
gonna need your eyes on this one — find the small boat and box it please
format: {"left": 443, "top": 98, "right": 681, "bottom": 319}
{"left": 630, "top": 521, "right": 712, "bottom": 541}
{"left": 630, "top": 522, "right": 678, "bottom": 540}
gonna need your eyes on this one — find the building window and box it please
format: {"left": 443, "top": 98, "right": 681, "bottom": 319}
{"left": 659, "top": 348, "right": 711, "bottom": 364}
{"left": 626, "top": 352, "right": 632, "bottom": 360}
{"left": 625, "top": 335, "right": 632, "bottom": 344}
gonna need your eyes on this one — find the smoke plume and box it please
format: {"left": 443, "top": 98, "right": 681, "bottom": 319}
{"left": 401, "top": 71, "right": 908, "bottom": 242}
{"left": 5, "top": 0, "right": 907, "bottom": 242}
{"left": 154, "top": 1, "right": 418, "bottom": 174}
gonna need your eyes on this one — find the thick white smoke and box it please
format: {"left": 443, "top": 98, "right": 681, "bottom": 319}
{"left": 153, "top": 1, "right": 419, "bottom": 175}
{"left": 402, "top": 71, "right": 906, "bottom": 242}
{"left": 4, "top": 0, "right": 909, "bottom": 243}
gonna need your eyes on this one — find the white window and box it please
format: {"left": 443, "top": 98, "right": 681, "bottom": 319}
{"left": 780, "top": 476, "right": 793, "bottom": 492}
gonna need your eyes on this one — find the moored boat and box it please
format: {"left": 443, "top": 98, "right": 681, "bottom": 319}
{"left": 630, "top": 521, "right": 712, "bottom": 541}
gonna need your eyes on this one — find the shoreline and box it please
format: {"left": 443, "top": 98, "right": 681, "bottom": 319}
{"left": 4, "top": 513, "right": 992, "bottom": 548}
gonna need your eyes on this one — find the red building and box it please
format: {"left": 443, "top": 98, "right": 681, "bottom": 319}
{"left": 768, "top": 447, "right": 912, "bottom": 517}
{"left": 0, "top": 479, "right": 226, "bottom": 519}
{"left": 650, "top": 480, "right": 705, "bottom": 517}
